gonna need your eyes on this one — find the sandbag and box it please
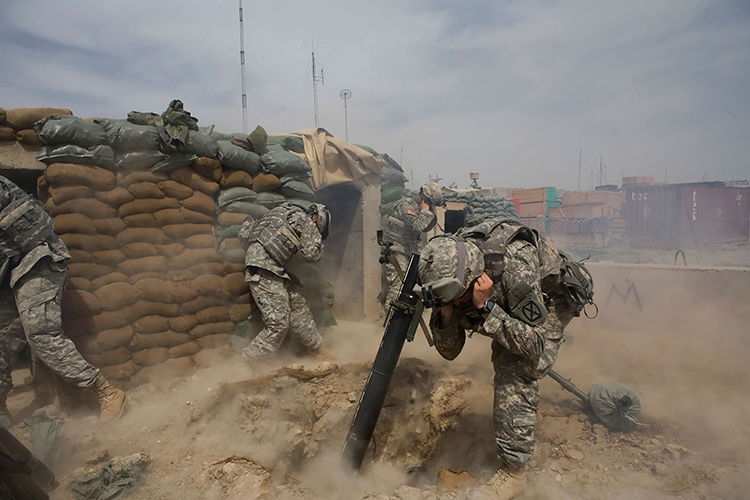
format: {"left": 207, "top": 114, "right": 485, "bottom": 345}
{"left": 189, "top": 322, "right": 233, "bottom": 339}
{"left": 224, "top": 273, "right": 249, "bottom": 295}
{"left": 168, "top": 341, "right": 200, "bottom": 358}
{"left": 260, "top": 149, "right": 311, "bottom": 176}
{"left": 116, "top": 169, "right": 168, "bottom": 186}
{"left": 181, "top": 191, "right": 216, "bottom": 216}
{"left": 4, "top": 107, "right": 72, "bottom": 130}
{"left": 88, "top": 310, "right": 128, "bottom": 332}
{"left": 126, "top": 301, "right": 181, "bottom": 320}
{"left": 151, "top": 153, "right": 197, "bottom": 173}
{"left": 45, "top": 163, "right": 115, "bottom": 190}
{"left": 255, "top": 192, "right": 287, "bottom": 208}
{"left": 192, "top": 274, "right": 226, "bottom": 297}
{"left": 37, "top": 144, "right": 115, "bottom": 168}
{"left": 168, "top": 281, "right": 199, "bottom": 303}
{"left": 181, "top": 208, "right": 213, "bottom": 224}
{"left": 59, "top": 234, "right": 116, "bottom": 252}
{"left": 217, "top": 141, "right": 261, "bottom": 175}
{"left": 381, "top": 185, "right": 409, "bottom": 205}
{"left": 182, "top": 296, "right": 226, "bottom": 315}
{"left": 95, "top": 187, "right": 134, "bottom": 206}
{"left": 68, "top": 277, "right": 93, "bottom": 291}
{"left": 153, "top": 208, "right": 184, "bottom": 226}
{"left": 156, "top": 242, "right": 184, "bottom": 257}
{"left": 91, "top": 249, "right": 127, "bottom": 267}
{"left": 87, "top": 347, "right": 132, "bottom": 367}
{"left": 115, "top": 151, "right": 165, "bottom": 171}
{"left": 193, "top": 157, "right": 222, "bottom": 182}
{"left": 15, "top": 129, "right": 42, "bottom": 148}
{"left": 217, "top": 211, "right": 251, "bottom": 226}
{"left": 101, "top": 361, "right": 138, "bottom": 380}
{"left": 279, "top": 180, "right": 315, "bottom": 201}
{"left": 183, "top": 234, "right": 215, "bottom": 249}
{"left": 0, "top": 127, "right": 16, "bottom": 141}
{"left": 96, "top": 326, "right": 135, "bottom": 351}
{"left": 49, "top": 185, "right": 92, "bottom": 205}
{"left": 266, "top": 134, "right": 305, "bottom": 154}
{"left": 183, "top": 131, "right": 219, "bottom": 158}
{"left": 116, "top": 228, "right": 171, "bottom": 246}
{"left": 132, "top": 315, "right": 169, "bottom": 334}
{"left": 169, "top": 167, "right": 219, "bottom": 196}
{"left": 168, "top": 315, "right": 199, "bottom": 333}
{"left": 67, "top": 262, "right": 111, "bottom": 281}
{"left": 130, "top": 332, "right": 190, "bottom": 350}
{"left": 218, "top": 187, "right": 257, "bottom": 208}
{"left": 45, "top": 197, "right": 117, "bottom": 219}
{"left": 53, "top": 213, "right": 96, "bottom": 235}
{"left": 92, "top": 218, "right": 127, "bottom": 236}
{"left": 228, "top": 303, "right": 251, "bottom": 323}
{"left": 218, "top": 238, "right": 243, "bottom": 254}
{"left": 220, "top": 169, "right": 254, "bottom": 189}
{"left": 132, "top": 347, "right": 169, "bottom": 366}
{"left": 68, "top": 249, "right": 91, "bottom": 263}
{"left": 381, "top": 165, "right": 408, "bottom": 187}
{"left": 195, "top": 306, "right": 229, "bottom": 324}
{"left": 122, "top": 213, "right": 159, "bottom": 228}
{"left": 94, "top": 282, "right": 138, "bottom": 311}
{"left": 134, "top": 279, "right": 173, "bottom": 304}
{"left": 157, "top": 180, "right": 193, "bottom": 200}
{"left": 121, "top": 242, "right": 159, "bottom": 259}
{"left": 0, "top": 107, "right": 4, "bottom": 123}
{"left": 170, "top": 248, "right": 221, "bottom": 270}
{"left": 251, "top": 173, "right": 281, "bottom": 193}
{"left": 162, "top": 223, "right": 212, "bottom": 240}
{"left": 214, "top": 224, "right": 240, "bottom": 238}
{"left": 91, "top": 272, "right": 127, "bottom": 289}
{"left": 118, "top": 198, "right": 179, "bottom": 218}
{"left": 196, "top": 333, "right": 229, "bottom": 349}
{"left": 117, "top": 256, "right": 168, "bottom": 276}
{"left": 224, "top": 200, "right": 272, "bottom": 219}
{"left": 96, "top": 119, "right": 160, "bottom": 150}
{"left": 36, "top": 115, "right": 106, "bottom": 147}
{"left": 247, "top": 125, "right": 268, "bottom": 154}
{"left": 62, "top": 289, "right": 102, "bottom": 319}
{"left": 127, "top": 181, "right": 165, "bottom": 199}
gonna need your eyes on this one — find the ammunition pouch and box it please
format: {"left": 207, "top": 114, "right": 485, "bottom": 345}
{"left": 0, "top": 196, "right": 54, "bottom": 257}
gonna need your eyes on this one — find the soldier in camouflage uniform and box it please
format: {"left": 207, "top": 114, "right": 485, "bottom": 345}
{"left": 381, "top": 181, "right": 444, "bottom": 309}
{"left": 0, "top": 175, "right": 126, "bottom": 425}
{"left": 418, "top": 218, "right": 594, "bottom": 500}
{"left": 238, "top": 201, "right": 331, "bottom": 359}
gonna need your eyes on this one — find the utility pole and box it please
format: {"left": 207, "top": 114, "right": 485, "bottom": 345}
{"left": 312, "top": 49, "right": 324, "bottom": 128}
{"left": 339, "top": 89, "right": 351, "bottom": 142}
{"left": 577, "top": 148, "right": 583, "bottom": 191}
{"left": 238, "top": 0, "right": 248, "bottom": 134}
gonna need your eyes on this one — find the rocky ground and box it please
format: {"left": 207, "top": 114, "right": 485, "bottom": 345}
{"left": 5, "top": 311, "right": 749, "bottom": 499}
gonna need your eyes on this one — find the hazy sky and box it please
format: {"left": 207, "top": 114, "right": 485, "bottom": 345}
{"left": 1, "top": 0, "right": 748, "bottom": 189}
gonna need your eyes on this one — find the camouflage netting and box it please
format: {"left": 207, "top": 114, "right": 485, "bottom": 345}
{"left": 12, "top": 102, "right": 337, "bottom": 384}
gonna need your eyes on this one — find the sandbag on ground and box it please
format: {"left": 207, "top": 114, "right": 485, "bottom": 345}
{"left": 0, "top": 127, "right": 15, "bottom": 141}
{"left": 15, "top": 129, "right": 41, "bottom": 148}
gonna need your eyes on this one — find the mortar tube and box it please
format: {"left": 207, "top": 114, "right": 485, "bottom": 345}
{"left": 341, "top": 253, "right": 421, "bottom": 471}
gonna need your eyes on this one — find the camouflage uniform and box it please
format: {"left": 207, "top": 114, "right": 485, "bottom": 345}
{"left": 381, "top": 194, "right": 436, "bottom": 307}
{"left": 239, "top": 203, "right": 324, "bottom": 358}
{"left": 1, "top": 175, "right": 101, "bottom": 404}
{"left": 427, "top": 222, "right": 579, "bottom": 470}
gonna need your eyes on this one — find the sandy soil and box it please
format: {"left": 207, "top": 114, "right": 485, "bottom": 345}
{"left": 6, "top": 289, "right": 750, "bottom": 499}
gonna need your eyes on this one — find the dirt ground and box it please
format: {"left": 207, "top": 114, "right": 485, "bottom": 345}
{"left": 581, "top": 240, "right": 750, "bottom": 268}
{"left": 6, "top": 280, "right": 750, "bottom": 499}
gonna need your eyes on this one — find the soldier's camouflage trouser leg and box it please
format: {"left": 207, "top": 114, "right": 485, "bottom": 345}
{"left": 383, "top": 253, "right": 409, "bottom": 312}
{"left": 0, "top": 259, "right": 101, "bottom": 401}
{"left": 243, "top": 269, "right": 322, "bottom": 358}
{"left": 491, "top": 323, "right": 564, "bottom": 469}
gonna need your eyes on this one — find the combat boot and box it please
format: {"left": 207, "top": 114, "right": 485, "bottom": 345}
{"left": 93, "top": 376, "right": 126, "bottom": 423}
{"left": 469, "top": 467, "right": 527, "bottom": 500}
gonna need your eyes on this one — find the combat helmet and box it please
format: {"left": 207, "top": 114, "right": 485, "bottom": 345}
{"left": 309, "top": 202, "right": 331, "bottom": 240}
{"left": 418, "top": 235, "right": 484, "bottom": 307}
{"left": 420, "top": 181, "right": 445, "bottom": 208}
{"left": 559, "top": 252, "right": 594, "bottom": 313}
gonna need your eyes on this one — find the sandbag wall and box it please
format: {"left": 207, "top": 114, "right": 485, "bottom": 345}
{"left": 39, "top": 162, "right": 252, "bottom": 384}
{"left": 0, "top": 106, "right": 70, "bottom": 148}
{"left": 444, "top": 192, "right": 519, "bottom": 224}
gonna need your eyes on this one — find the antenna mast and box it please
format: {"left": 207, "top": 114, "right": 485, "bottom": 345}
{"left": 312, "top": 48, "right": 324, "bottom": 128}
{"left": 238, "top": 0, "right": 248, "bottom": 133}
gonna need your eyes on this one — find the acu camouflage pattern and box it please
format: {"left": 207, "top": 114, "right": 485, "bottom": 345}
{"left": 0, "top": 259, "right": 101, "bottom": 400}
{"left": 241, "top": 269, "right": 322, "bottom": 357}
{"left": 382, "top": 194, "right": 437, "bottom": 306}
{"left": 428, "top": 219, "right": 580, "bottom": 469}
{"left": 0, "top": 175, "right": 55, "bottom": 260}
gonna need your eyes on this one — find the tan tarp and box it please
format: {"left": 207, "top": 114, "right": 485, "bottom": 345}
{"left": 292, "top": 128, "right": 383, "bottom": 190}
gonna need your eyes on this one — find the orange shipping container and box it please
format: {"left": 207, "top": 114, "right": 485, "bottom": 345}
{"left": 518, "top": 202, "right": 546, "bottom": 217}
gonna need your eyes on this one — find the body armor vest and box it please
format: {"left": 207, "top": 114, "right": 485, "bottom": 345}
{"left": 0, "top": 176, "right": 54, "bottom": 260}
{"left": 382, "top": 196, "right": 426, "bottom": 254}
{"left": 246, "top": 204, "right": 305, "bottom": 266}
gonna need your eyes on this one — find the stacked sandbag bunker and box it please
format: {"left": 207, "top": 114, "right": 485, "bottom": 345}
{"left": 0, "top": 106, "right": 69, "bottom": 148}
{"left": 31, "top": 103, "right": 326, "bottom": 384}
{"left": 444, "top": 191, "right": 519, "bottom": 225}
